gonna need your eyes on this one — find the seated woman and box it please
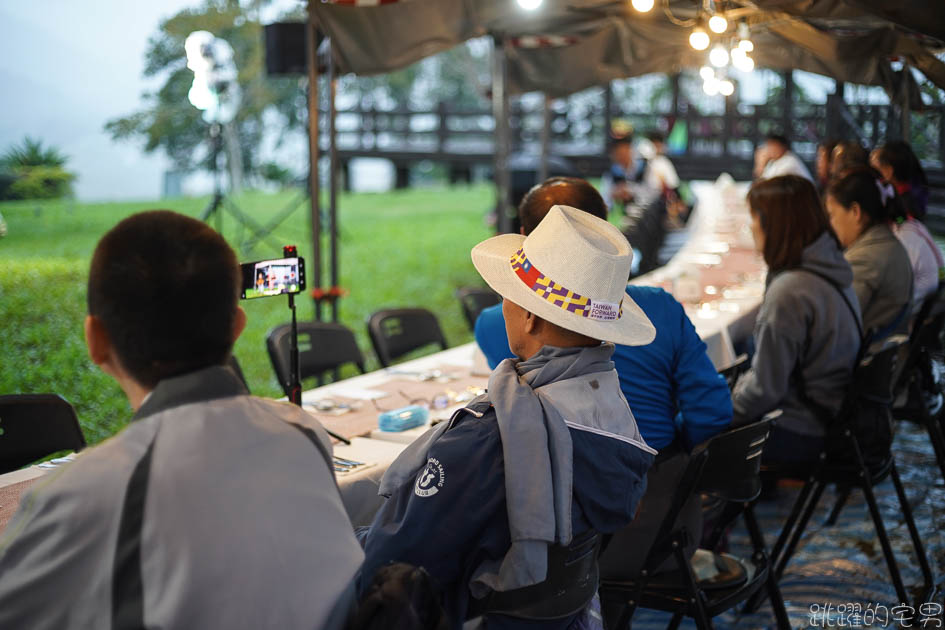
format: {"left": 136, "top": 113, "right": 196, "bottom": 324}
{"left": 871, "top": 141, "right": 930, "bottom": 220}
{"left": 825, "top": 169, "right": 914, "bottom": 335}
{"left": 732, "top": 175, "right": 862, "bottom": 465}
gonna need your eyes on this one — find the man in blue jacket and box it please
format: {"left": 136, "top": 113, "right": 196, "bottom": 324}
{"left": 359, "top": 205, "right": 658, "bottom": 628}
{"left": 475, "top": 178, "right": 733, "bottom": 580}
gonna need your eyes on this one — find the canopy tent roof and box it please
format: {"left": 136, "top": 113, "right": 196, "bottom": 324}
{"left": 310, "top": 0, "right": 945, "bottom": 100}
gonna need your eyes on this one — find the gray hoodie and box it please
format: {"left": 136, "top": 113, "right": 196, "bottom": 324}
{"left": 733, "top": 231, "right": 862, "bottom": 436}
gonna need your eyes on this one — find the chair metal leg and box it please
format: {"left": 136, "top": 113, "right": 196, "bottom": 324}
{"left": 824, "top": 485, "right": 851, "bottom": 526}
{"left": 666, "top": 611, "right": 684, "bottom": 630}
{"left": 675, "top": 542, "right": 713, "bottom": 630}
{"left": 769, "top": 478, "right": 815, "bottom": 567}
{"left": 743, "top": 504, "right": 791, "bottom": 630}
{"left": 924, "top": 411, "right": 945, "bottom": 484}
{"left": 889, "top": 461, "right": 934, "bottom": 604}
{"left": 859, "top": 470, "right": 910, "bottom": 606}
{"left": 774, "top": 480, "right": 826, "bottom": 581}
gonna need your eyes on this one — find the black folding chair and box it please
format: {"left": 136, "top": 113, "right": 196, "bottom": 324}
{"left": 717, "top": 354, "right": 749, "bottom": 391}
{"left": 0, "top": 394, "right": 87, "bottom": 473}
{"left": 366, "top": 308, "right": 448, "bottom": 368}
{"left": 266, "top": 321, "right": 366, "bottom": 395}
{"left": 599, "top": 413, "right": 790, "bottom": 630}
{"left": 468, "top": 530, "right": 602, "bottom": 622}
{"left": 455, "top": 287, "right": 501, "bottom": 332}
{"left": 892, "top": 284, "right": 945, "bottom": 483}
{"left": 761, "top": 337, "right": 933, "bottom": 611}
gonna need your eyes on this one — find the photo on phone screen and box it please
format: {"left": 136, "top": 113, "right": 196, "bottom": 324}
{"left": 240, "top": 256, "right": 306, "bottom": 299}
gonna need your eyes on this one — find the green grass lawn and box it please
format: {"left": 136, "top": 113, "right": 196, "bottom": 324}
{"left": 0, "top": 185, "right": 494, "bottom": 444}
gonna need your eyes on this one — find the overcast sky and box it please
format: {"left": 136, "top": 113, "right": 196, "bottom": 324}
{"left": 0, "top": 0, "right": 301, "bottom": 202}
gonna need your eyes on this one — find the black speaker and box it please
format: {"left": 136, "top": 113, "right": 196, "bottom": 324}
{"left": 264, "top": 22, "right": 319, "bottom": 76}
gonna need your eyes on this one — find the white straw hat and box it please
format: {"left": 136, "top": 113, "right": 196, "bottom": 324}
{"left": 471, "top": 205, "right": 655, "bottom": 346}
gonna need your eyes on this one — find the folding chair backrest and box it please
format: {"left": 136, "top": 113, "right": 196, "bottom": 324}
{"left": 367, "top": 308, "right": 448, "bottom": 368}
{"left": 455, "top": 287, "right": 501, "bottom": 331}
{"left": 718, "top": 354, "right": 750, "bottom": 390}
{"left": 266, "top": 321, "right": 366, "bottom": 395}
{"left": 473, "top": 530, "right": 602, "bottom": 621}
{"left": 855, "top": 336, "right": 908, "bottom": 406}
{"left": 0, "top": 394, "right": 86, "bottom": 473}
{"left": 696, "top": 412, "right": 779, "bottom": 503}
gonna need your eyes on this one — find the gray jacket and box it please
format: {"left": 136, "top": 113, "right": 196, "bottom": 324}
{"left": 0, "top": 366, "right": 363, "bottom": 630}
{"left": 733, "top": 232, "right": 862, "bottom": 436}
{"left": 845, "top": 223, "right": 913, "bottom": 335}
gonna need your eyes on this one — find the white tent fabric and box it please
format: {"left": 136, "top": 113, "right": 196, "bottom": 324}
{"left": 310, "top": 0, "right": 945, "bottom": 99}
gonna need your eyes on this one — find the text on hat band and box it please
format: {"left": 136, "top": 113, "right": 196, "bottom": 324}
{"left": 510, "top": 249, "right": 622, "bottom": 322}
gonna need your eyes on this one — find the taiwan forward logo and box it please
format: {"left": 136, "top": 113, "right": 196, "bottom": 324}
{"left": 414, "top": 457, "right": 446, "bottom": 497}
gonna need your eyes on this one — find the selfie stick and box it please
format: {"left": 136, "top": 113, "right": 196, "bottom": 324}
{"left": 283, "top": 246, "right": 351, "bottom": 445}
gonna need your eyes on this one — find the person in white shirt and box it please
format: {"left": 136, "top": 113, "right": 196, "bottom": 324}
{"left": 753, "top": 134, "right": 813, "bottom": 182}
{"left": 893, "top": 216, "right": 944, "bottom": 304}
{"left": 642, "top": 131, "right": 680, "bottom": 195}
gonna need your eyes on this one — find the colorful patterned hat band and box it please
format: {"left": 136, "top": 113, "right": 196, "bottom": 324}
{"left": 510, "top": 248, "right": 622, "bottom": 321}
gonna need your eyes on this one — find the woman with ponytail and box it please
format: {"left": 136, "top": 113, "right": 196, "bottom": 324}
{"left": 825, "top": 168, "right": 914, "bottom": 336}
{"left": 870, "top": 144, "right": 943, "bottom": 303}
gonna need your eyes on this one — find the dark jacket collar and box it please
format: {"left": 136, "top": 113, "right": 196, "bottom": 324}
{"left": 134, "top": 364, "right": 249, "bottom": 421}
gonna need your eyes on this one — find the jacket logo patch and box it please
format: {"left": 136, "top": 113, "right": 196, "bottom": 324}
{"left": 414, "top": 458, "right": 445, "bottom": 497}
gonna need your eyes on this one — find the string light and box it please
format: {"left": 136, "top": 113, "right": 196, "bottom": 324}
{"left": 709, "top": 44, "right": 729, "bottom": 67}
{"left": 516, "top": 0, "right": 543, "bottom": 10}
{"left": 630, "top": 0, "right": 654, "bottom": 12}
{"left": 719, "top": 79, "right": 735, "bottom": 96}
{"left": 699, "top": 65, "right": 715, "bottom": 80}
{"left": 689, "top": 27, "right": 710, "bottom": 51}
{"left": 708, "top": 14, "right": 728, "bottom": 34}
{"left": 703, "top": 76, "right": 720, "bottom": 96}
{"left": 731, "top": 47, "right": 755, "bottom": 72}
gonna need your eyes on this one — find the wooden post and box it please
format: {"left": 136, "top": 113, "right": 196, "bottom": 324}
{"left": 539, "top": 94, "right": 551, "bottom": 183}
{"left": 305, "top": 6, "right": 322, "bottom": 320}
{"left": 492, "top": 35, "right": 513, "bottom": 234}
{"left": 781, "top": 70, "right": 794, "bottom": 139}
{"left": 603, "top": 81, "right": 614, "bottom": 149}
{"left": 327, "top": 40, "right": 340, "bottom": 322}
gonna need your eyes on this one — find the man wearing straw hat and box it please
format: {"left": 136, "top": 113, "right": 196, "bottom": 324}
{"left": 358, "top": 205, "right": 657, "bottom": 628}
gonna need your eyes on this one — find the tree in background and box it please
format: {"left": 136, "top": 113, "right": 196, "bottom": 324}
{"left": 0, "top": 136, "right": 76, "bottom": 201}
{"left": 105, "top": 0, "right": 306, "bottom": 189}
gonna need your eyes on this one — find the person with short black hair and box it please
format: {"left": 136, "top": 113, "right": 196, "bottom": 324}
{"left": 600, "top": 135, "right": 643, "bottom": 211}
{"left": 733, "top": 175, "right": 861, "bottom": 465}
{"left": 829, "top": 141, "right": 869, "bottom": 180}
{"left": 871, "top": 141, "right": 930, "bottom": 220}
{"left": 0, "top": 211, "right": 363, "bottom": 630}
{"left": 753, "top": 133, "right": 813, "bottom": 181}
{"left": 826, "top": 169, "right": 914, "bottom": 336}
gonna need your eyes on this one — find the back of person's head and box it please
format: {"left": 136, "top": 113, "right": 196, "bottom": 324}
{"left": 518, "top": 176, "right": 607, "bottom": 236}
{"left": 765, "top": 134, "right": 790, "bottom": 150}
{"left": 816, "top": 139, "right": 838, "bottom": 180}
{"left": 87, "top": 210, "right": 240, "bottom": 388}
{"left": 827, "top": 167, "right": 901, "bottom": 226}
{"left": 874, "top": 141, "right": 927, "bottom": 186}
{"left": 747, "top": 175, "right": 837, "bottom": 270}
{"left": 645, "top": 130, "right": 665, "bottom": 145}
{"left": 830, "top": 141, "right": 869, "bottom": 179}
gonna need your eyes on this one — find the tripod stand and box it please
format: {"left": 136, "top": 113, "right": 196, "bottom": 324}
{"left": 199, "top": 123, "right": 282, "bottom": 254}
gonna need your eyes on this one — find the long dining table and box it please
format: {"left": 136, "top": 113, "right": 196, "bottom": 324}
{"left": 0, "top": 178, "right": 765, "bottom": 534}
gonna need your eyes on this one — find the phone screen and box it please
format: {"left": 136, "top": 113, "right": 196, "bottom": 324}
{"left": 240, "top": 256, "right": 305, "bottom": 299}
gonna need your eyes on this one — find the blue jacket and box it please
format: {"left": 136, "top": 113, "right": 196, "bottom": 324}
{"left": 358, "top": 398, "right": 653, "bottom": 629}
{"left": 474, "top": 286, "right": 732, "bottom": 450}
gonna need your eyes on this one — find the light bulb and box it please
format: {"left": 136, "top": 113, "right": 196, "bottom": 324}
{"left": 708, "top": 15, "right": 728, "bottom": 34}
{"left": 699, "top": 65, "right": 715, "bottom": 80}
{"left": 732, "top": 53, "right": 754, "bottom": 72}
{"left": 738, "top": 38, "right": 754, "bottom": 52}
{"left": 689, "top": 27, "right": 710, "bottom": 51}
{"left": 709, "top": 44, "right": 729, "bottom": 67}
{"left": 516, "top": 0, "right": 543, "bottom": 10}
{"left": 719, "top": 80, "right": 735, "bottom": 96}
{"left": 703, "top": 77, "right": 720, "bottom": 96}
{"left": 631, "top": 0, "right": 654, "bottom": 12}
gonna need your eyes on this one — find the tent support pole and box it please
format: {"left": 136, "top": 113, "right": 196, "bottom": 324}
{"left": 328, "top": 40, "right": 340, "bottom": 323}
{"left": 306, "top": 5, "right": 322, "bottom": 321}
{"left": 539, "top": 93, "right": 551, "bottom": 183}
{"left": 492, "top": 35, "right": 512, "bottom": 234}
